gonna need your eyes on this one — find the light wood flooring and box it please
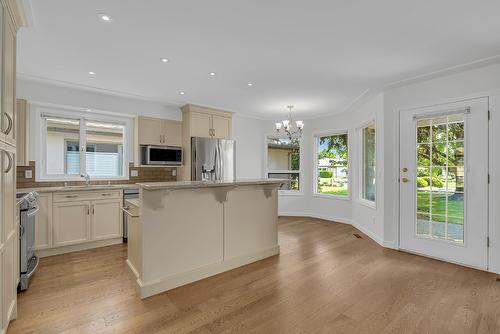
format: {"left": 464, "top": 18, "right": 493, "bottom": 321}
{"left": 8, "top": 217, "right": 500, "bottom": 334}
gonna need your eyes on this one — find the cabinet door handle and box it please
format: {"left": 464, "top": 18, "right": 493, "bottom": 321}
{"left": 3, "top": 151, "right": 12, "bottom": 173}
{"left": 87, "top": 205, "right": 90, "bottom": 215}
{"left": 101, "top": 193, "right": 112, "bottom": 196}
{"left": 65, "top": 195, "right": 78, "bottom": 198}
{"left": 92, "top": 205, "right": 95, "bottom": 215}
{"left": 3, "top": 112, "right": 13, "bottom": 135}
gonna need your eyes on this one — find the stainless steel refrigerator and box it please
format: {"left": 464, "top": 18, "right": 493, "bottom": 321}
{"left": 191, "top": 137, "right": 236, "bottom": 181}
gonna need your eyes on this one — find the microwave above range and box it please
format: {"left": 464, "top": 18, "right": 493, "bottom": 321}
{"left": 140, "top": 145, "right": 182, "bottom": 166}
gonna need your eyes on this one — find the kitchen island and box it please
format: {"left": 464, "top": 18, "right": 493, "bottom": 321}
{"left": 125, "top": 179, "right": 283, "bottom": 298}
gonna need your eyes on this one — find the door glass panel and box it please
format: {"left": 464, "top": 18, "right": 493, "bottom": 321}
{"left": 415, "top": 114, "right": 465, "bottom": 243}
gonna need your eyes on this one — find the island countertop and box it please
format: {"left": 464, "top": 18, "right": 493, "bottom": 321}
{"left": 137, "top": 179, "right": 286, "bottom": 191}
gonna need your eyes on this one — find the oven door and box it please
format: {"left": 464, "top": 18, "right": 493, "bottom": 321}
{"left": 142, "top": 146, "right": 182, "bottom": 165}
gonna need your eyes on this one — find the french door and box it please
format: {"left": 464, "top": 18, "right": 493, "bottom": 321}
{"left": 400, "top": 98, "right": 488, "bottom": 269}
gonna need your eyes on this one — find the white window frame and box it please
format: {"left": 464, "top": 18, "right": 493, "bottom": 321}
{"left": 313, "top": 130, "right": 350, "bottom": 200}
{"left": 34, "top": 104, "right": 133, "bottom": 182}
{"left": 264, "top": 134, "right": 303, "bottom": 195}
{"left": 357, "top": 119, "right": 377, "bottom": 208}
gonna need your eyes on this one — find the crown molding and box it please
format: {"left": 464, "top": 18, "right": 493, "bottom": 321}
{"left": 17, "top": 73, "right": 181, "bottom": 108}
{"left": 2, "top": 0, "right": 27, "bottom": 30}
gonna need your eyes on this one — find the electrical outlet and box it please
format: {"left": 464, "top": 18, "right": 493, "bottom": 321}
{"left": 25, "top": 170, "right": 33, "bottom": 179}
{"left": 130, "top": 170, "right": 139, "bottom": 177}
{"left": 171, "top": 169, "right": 177, "bottom": 177}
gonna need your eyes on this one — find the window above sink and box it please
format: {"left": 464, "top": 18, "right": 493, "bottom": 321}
{"left": 34, "top": 105, "right": 133, "bottom": 182}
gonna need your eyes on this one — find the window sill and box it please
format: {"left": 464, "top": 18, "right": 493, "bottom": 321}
{"left": 356, "top": 198, "right": 376, "bottom": 209}
{"left": 312, "top": 193, "right": 350, "bottom": 201}
{"left": 278, "top": 191, "right": 304, "bottom": 196}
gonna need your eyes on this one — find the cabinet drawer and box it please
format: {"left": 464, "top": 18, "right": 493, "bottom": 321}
{"left": 53, "top": 190, "right": 122, "bottom": 203}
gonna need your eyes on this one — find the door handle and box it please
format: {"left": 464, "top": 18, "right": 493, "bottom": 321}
{"left": 3, "top": 112, "right": 13, "bottom": 135}
{"left": 401, "top": 167, "right": 408, "bottom": 172}
{"left": 401, "top": 177, "right": 409, "bottom": 183}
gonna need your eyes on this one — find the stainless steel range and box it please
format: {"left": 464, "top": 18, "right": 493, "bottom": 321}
{"left": 17, "top": 191, "right": 40, "bottom": 291}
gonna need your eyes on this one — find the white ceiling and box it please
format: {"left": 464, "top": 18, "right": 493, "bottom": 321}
{"left": 17, "top": 0, "right": 500, "bottom": 119}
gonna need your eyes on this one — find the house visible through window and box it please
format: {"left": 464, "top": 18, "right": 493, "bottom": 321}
{"left": 266, "top": 137, "right": 301, "bottom": 191}
{"left": 315, "top": 133, "right": 348, "bottom": 197}
{"left": 361, "top": 122, "right": 376, "bottom": 202}
{"left": 43, "top": 114, "right": 126, "bottom": 179}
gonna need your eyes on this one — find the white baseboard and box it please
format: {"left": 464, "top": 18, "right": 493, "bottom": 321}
{"left": 279, "top": 212, "right": 400, "bottom": 250}
{"left": 37, "top": 238, "right": 123, "bottom": 258}
{"left": 278, "top": 211, "right": 351, "bottom": 225}
{"left": 132, "top": 245, "right": 280, "bottom": 299}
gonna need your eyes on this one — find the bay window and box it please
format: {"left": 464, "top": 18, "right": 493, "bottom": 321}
{"left": 360, "top": 122, "right": 376, "bottom": 203}
{"left": 314, "top": 132, "right": 349, "bottom": 197}
{"left": 266, "top": 137, "right": 301, "bottom": 191}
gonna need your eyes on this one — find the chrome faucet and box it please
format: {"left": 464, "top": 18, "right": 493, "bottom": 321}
{"left": 81, "top": 173, "right": 91, "bottom": 186}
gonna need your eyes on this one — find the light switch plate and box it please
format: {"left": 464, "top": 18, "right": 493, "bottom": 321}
{"left": 25, "top": 170, "right": 33, "bottom": 179}
{"left": 171, "top": 169, "right": 177, "bottom": 177}
{"left": 131, "top": 170, "right": 139, "bottom": 177}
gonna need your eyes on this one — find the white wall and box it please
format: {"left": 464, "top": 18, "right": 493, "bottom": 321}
{"left": 17, "top": 78, "right": 181, "bottom": 120}
{"left": 232, "top": 115, "right": 264, "bottom": 179}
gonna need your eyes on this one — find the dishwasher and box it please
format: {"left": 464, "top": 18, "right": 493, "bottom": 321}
{"left": 123, "top": 188, "right": 139, "bottom": 243}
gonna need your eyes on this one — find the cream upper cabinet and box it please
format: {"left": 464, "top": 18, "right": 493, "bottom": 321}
{"left": 53, "top": 200, "right": 91, "bottom": 247}
{"left": 180, "top": 104, "right": 233, "bottom": 180}
{"left": 91, "top": 199, "right": 122, "bottom": 240}
{"left": 212, "top": 114, "right": 231, "bottom": 139}
{"left": 1, "top": 14, "right": 16, "bottom": 146}
{"left": 137, "top": 116, "right": 182, "bottom": 146}
{"left": 190, "top": 111, "right": 212, "bottom": 137}
{"left": 137, "top": 117, "right": 164, "bottom": 145}
{"left": 35, "top": 193, "right": 52, "bottom": 250}
{"left": 163, "top": 120, "right": 182, "bottom": 147}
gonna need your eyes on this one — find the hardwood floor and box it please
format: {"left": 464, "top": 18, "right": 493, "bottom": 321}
{"left": 8, "top": 217, "right": 500, "bottom": 334}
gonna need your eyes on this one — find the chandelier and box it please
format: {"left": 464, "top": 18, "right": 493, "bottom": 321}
{"left": 275, "top": 105, "right": 304, "bottom": 140}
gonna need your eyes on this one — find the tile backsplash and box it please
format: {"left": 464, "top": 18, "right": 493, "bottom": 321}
{"left": 17, "top": 161, "right": 177, "bottom": 189}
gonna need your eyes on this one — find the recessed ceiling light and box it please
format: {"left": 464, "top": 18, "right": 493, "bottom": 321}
{"left": 88, "top": 71, "right": 96, "bottom": 75}
{"left": 86, "top": 108, "right": 91, "bottom": 112}
{"left": 180, "top": 91, "right": 185, "bottom": 95}
{"left": 209, "top": 72, "right": 216, "bottom": 76}
{"left": 160, "top": 58, "right": 169, "bottom": 63}
{"left": 247, "top": 82, "right": 253, "bottom": 86}
{"left": 98, "top": 13, "right": 112, "bottom": 22}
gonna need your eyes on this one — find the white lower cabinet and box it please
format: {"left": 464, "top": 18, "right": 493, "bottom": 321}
{"left": 92, "top": 199, "right": 122, "bottom": 240}
{"left": 35, "top": 193, "right": 53, "bottom": 250}
{"left": 43, "top": 190, "right": 123, "bottom": 252}
{"left": 53, "top": 200, "right": 91, "bottom": 247}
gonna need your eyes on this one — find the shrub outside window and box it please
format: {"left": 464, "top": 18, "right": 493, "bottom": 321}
{"left": 315, "top": 133, "right": 349, "bottom": 197}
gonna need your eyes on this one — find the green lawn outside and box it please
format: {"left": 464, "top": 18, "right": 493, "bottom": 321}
{"left": 318, "top": 185, "right": 348, "bottom": 196}
{"left": 417, "top": 191, "right": 463, "bottom": 224}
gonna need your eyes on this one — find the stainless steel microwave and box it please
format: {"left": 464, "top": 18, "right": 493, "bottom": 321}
{"left": 140, "top": 145, "right": 182, "bottom": 166}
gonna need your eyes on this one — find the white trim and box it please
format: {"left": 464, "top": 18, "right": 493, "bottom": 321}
{"left": 351, "top": 220, "right": 385, "bottom": 246}
{"left": 129, "top": 245, "right": 280, "bottom": 299}
{"left": 356, "top": 198, "right": 376, "bottom": 209}
{"left": 278, "top": 211, "right": 352, "bottom": 225}
{"left": 312, "top": 193, "right": 350, "bottom": 201}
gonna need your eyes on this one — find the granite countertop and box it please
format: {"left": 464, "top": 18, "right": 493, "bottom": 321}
{"left": 17, "top": 183, "right": 140, "bottom": 194}
{"left": 138, "top": 179, "right": 286, "bottom": 191}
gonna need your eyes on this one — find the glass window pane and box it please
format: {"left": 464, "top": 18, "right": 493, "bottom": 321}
{"left": 267, "top": 137, "right": 300, "bottom": 171}
{"left": 85, "top": 121, "right": 125, "bottom": 177}
{"left": 417, "top": 124, "right": 430, "bottom": 143}
{"left": 414, "top": 113, "right": 465, "bottom": 244}
{"left": 432, "top": 120, "right": 447, "bottom": 142}
{"left": 46, "top": 117, "right": 80, "bottom": 175}
{"left": 362, "top": 123, "right": 376, "bottom": 202}
{"left": 316, "top": 133, "right": 348, "bottom": 196}
{"left": 448, "top": 141, "right": 464, "bottom": 166}
{"left": 417, "top": 144, "right": 431, "bottom": 167}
